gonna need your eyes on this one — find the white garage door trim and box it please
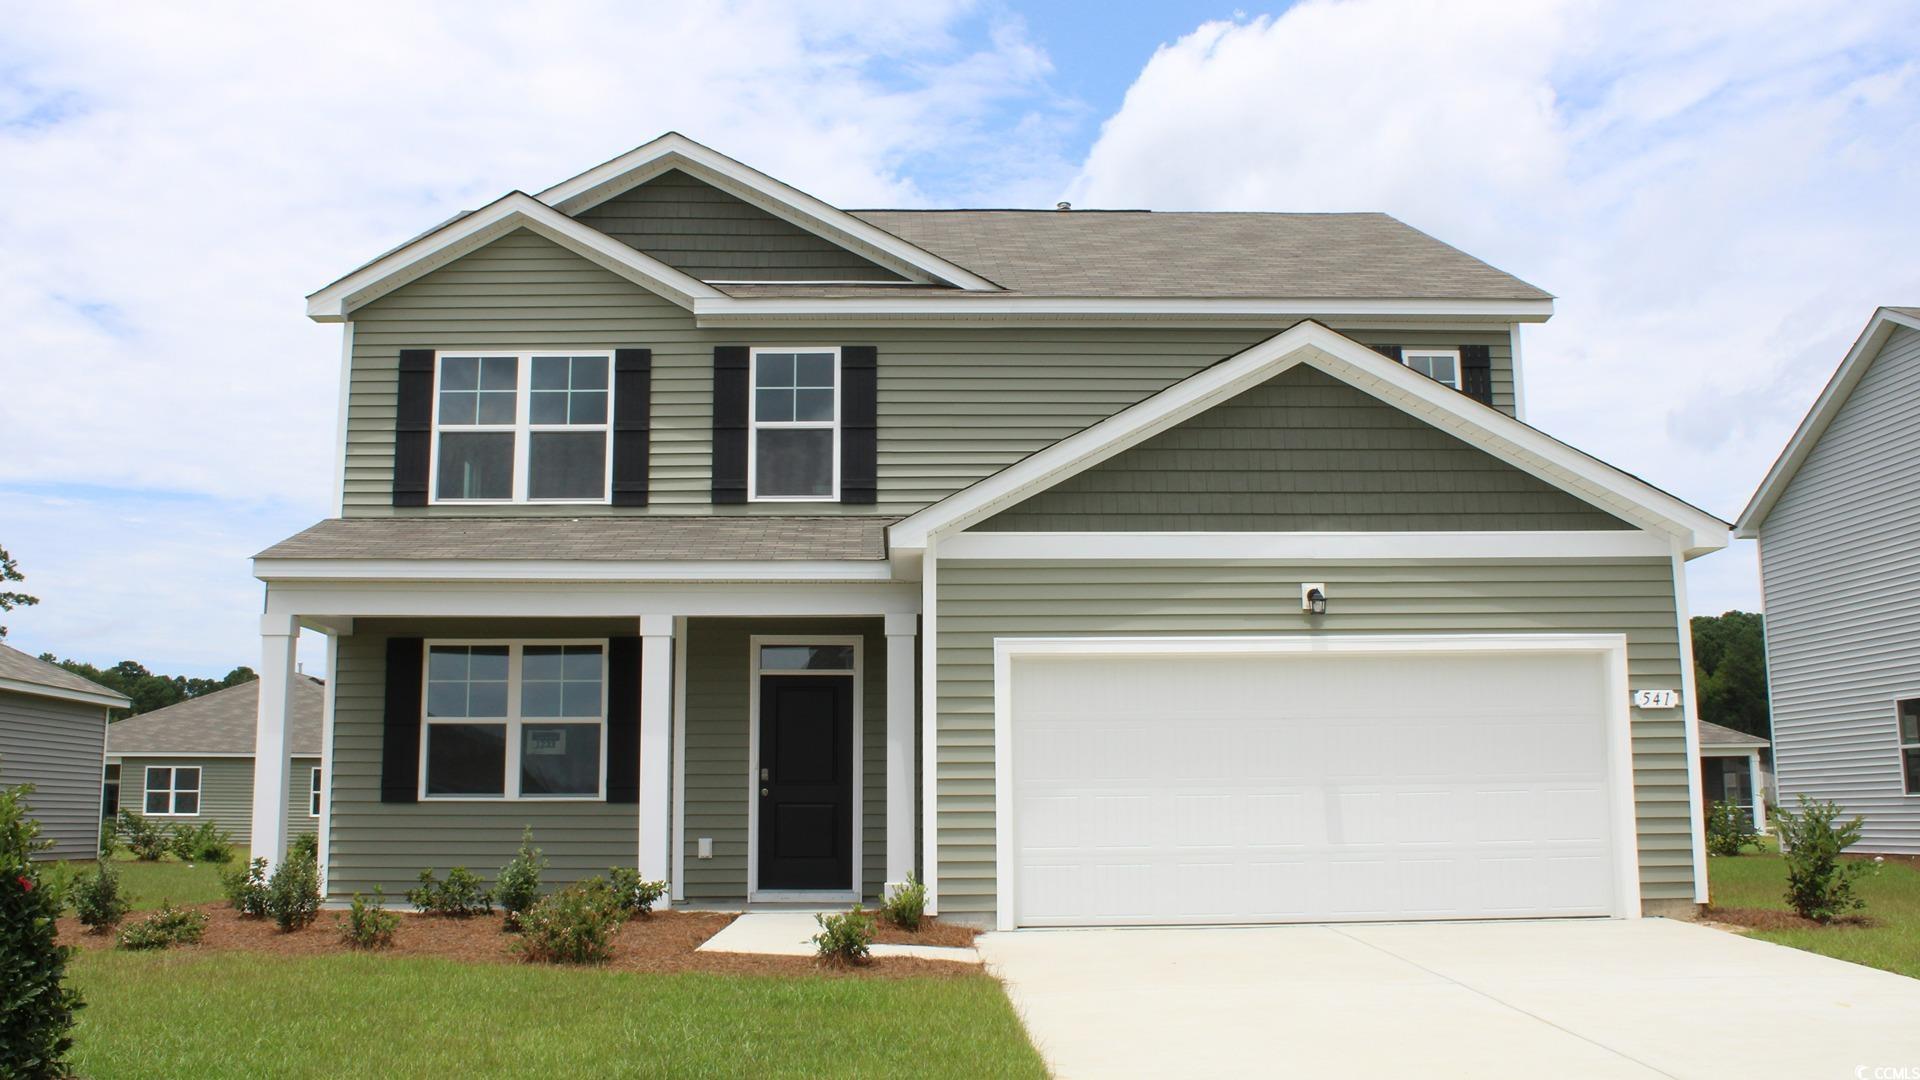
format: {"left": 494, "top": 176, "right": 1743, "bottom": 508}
{"left": 992, "top": 634, "right": 1641, "bottom": 931}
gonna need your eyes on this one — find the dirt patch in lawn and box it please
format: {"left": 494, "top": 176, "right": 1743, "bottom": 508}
{"left": 871, "top": 915, "right": 980, "bottom": 948}
{"left": 57, "top": 906, "right": 980, "bottom": 979}
{"left": 1705, "top": 906, "right": 1878, "bottom": 933}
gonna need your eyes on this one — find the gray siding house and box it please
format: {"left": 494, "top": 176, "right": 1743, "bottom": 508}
{"left": 107, "top": 675, "right": 323, "bottom": 843}
{"left": 1738, "top": 306, "right": 1920, "bottom": 854}
{"left": 0, "top": 643, "right": 129, "bottom": 859}
{"left": 251, "top": 133, "right": 1730, "bottom": 927}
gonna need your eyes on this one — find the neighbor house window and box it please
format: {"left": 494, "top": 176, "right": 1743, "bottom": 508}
{"left": 421, "top": 642, "right": 607, "bottom": 800}
{"left": 1402, "top": 348, "right": 1462, "bottom": 389}
{"left": 1900, "top": 699, "right": 1920, "bottom": 795}
{"left": 310, "top": 767, "right": 323, "bottom": 817}
{"left": 431, "top": 352, "right": 612, "bottom": 504}
{"left": 143, "top": 766, "right": 200, "bottom": 816}
{"left": 102, "top": 763, "right": 120, "bottom": 818}
{"left": 749, "top": 348, "right": 838, "bottom": 500}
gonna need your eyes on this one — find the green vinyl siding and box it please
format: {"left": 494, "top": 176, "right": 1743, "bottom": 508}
{"left": 341, "top": 230, "right": 1519, "bottom": 516}
{"left": 932, "top": 558, "right": 1693, "bottom": 921}
{"left": 680, "top": 618, "right": 891, "bottom": 904}
{"left": 117, "top": 756, "right": 319, "bottom": 844}
{"left": 576, "top": 169, "right": 907, "bottom": 283}
{"left": 1, "top": 690, "right": 109, "bottom": 861}
{"left": 976, "top": 365, "right": 1626, "bottom": 532}
{"left": 325, "top": 619, "right": 639, "bottom": 901}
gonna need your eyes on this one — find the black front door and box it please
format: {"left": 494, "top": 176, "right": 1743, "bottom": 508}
{"left": 758, "top": 674, "right": 854, "bottom": 890}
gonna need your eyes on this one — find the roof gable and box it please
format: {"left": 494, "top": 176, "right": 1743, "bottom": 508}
{"left": 106, "top": 675, "right": 323, "bottom": 757}
{"left": 0, "top": 643, "right": 129, "bottom": 708}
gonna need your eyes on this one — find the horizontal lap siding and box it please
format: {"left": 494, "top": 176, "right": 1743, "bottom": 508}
{"left": 0, "top": 691, "right": 107, "bottom": 860}
{"left": 326, "top": 618, "right": 641, "bottom": 900}
{"left": 1760, "top": 325, "right": 1920, "bottom": 853}
{"left": 933, "top": 559, "right": 1691, "bottom": 920}
{"left": 341, "top": 231, "right": 1519, "bottom": 516}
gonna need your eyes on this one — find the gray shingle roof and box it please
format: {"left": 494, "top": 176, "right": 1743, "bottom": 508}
{"left": 106, "top": 675, "right": 323, "bottom": 757}
{"left": 0, "top": 643, "right": 130, "bottom": 704}
{"left": 1698, "top": 719, "right": 1769, "bottom": 748}
{"left": 256, "top": 517, "right": 893, "bottom": 562}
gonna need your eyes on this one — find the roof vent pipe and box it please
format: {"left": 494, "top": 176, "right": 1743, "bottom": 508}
{"left": 1055, "top": 201, "right": 1071, "bottom": 211}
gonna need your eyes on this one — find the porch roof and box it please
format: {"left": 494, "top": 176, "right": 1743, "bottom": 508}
{"left": 1698, "top": 719, "right": 1769, "bottom": 749}
{"left": 255, "top": 516, "right": 894, "bottom": 563}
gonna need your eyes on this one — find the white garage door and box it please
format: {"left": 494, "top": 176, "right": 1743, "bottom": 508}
{"left": 1005, "top": 641, "right": 1633, "bottom": 927}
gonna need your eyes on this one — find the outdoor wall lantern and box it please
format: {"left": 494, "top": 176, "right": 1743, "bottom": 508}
{"left": 1301, "top": 583, "right": 1328, "bottom": 615}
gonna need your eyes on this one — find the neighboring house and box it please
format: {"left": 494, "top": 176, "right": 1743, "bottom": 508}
{"left": 1738, "top": 305, "right": 1920, "bottom": 855}
{"left": 250, "top": 132, "right": 1730, "bottom": 928}
{"left": 107, "top": 674, "right": 324, "bottom": 843}
{"left": 0, "top": 643, "right": 129, "bottom": 859}
{"left": 1698, "top": 720, "right": 1770, "bottom": 833}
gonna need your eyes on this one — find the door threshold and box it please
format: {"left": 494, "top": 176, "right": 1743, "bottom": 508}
{"left": 750, "top": 890, "right": 859, "bottom": 905}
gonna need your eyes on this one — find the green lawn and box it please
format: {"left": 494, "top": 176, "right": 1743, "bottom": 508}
{"left": 67, "top": 951, "right": 1045, "bottom": 1079}
{"left": 1709, "top": 848, "right": 1920, "bottom": 979}
{"left": 45, "top": 849, "right": 240, "bottom": 911}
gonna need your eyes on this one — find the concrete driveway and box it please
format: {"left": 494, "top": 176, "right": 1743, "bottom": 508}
{"left": 977, "top": 918, "right": 1920, "bottom": 1079}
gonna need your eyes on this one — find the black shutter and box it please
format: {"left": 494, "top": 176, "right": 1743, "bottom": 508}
{"left": 711, "top": 346, "right": 749, "bottom": 504}
{"left": 612, "top": 349, "right": 652, "bottom": 507}
{"left": 1460, "top": 344, "right": 1493, "bottom": 405}
{"left": 393, "top": 350, "right": 434, "bottom": 507}
{"left": 380, "top": 637, "right": 423, "bottom": 804}
{"left": 840, "top": 345, "right": 878, "bottom": 504}
{"left": 1369, "top": 344, "right": 1403, "bottom": 362}
{"left": 605, "top": 637, "right": 641, "bottom": 804}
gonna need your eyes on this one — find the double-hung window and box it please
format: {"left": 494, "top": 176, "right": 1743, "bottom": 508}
{"left": 432, "top": 352, "right": 612, "bottom": 503}
{"left": 1402, "top": 348, "right": 1462, "bottom": 389}
{"left": 749, "top": 348, "right": 839, "bottom": 500}
{"left": 1900, "top": 699, "right": 1920, "bottom": 795}
{"left": 310, "top": 767, "right": 323, "bottom": 817}
{"left": 144, "top": 766, "right": 200, "bottom": 816}
{"left": 421, "top": 642, "right": 607, "bottom": 800}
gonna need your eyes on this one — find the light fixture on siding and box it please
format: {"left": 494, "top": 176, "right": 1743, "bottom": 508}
{"left": 1302, "top": 583, "right": 1328, "bottom": 615}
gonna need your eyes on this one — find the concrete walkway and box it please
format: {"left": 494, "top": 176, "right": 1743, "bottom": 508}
{"left": 697, "top": 911, "right": 981, "bottom": 963}
{"left": 977, "top": 918, "right": 1920, "bottom": 1079}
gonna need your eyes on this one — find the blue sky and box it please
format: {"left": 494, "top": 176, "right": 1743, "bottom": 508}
{"left": 2, "top": 1, "right": 1917, "bottom": 677}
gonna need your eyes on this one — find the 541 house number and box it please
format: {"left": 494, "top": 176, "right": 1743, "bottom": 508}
{"left": 1632, "top": 689, "right": 1680, "bottom": 709}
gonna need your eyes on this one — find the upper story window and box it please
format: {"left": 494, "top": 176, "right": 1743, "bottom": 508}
{"left": 750, "top": 348, "right": 839, "bottom": 501}
{"left": 1899, "top": 698, "right": 1920, "bottom": 795}
{"left": 432, "top": 352, "right": 612, "bottom": 504}
{"left": 1403, "top": 348, "right": 1461, "bottom": 390}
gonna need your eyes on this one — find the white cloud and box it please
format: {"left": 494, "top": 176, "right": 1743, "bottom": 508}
{"left": 1069, "top": 0, "right": 1920, "bottom": 614}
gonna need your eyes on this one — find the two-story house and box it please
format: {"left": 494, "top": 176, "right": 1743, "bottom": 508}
{"left": 250, "top": 133, "right": 1729, "bottom": 929}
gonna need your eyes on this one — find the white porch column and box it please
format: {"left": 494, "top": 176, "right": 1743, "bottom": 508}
{"left": 639, "top": 614, "right": 675, "bottom": 903}
{"left": 1749, "top": 751, "right": 1768, "bottom": 834}
{"left": 249, "top": 612, "right": 299, "bottom": 869}
{"left": 884, "top": 612, "right": 918, "bottom": 895}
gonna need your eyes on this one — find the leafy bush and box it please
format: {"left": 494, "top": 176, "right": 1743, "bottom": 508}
{"left": 71, "top": 862, "right": 131, "bottom": 932}
{"left": 515, "top": 882, "right": 622, "bottom": 964}
{"left": 98, "top": 818, "right": 119, "bottom": 858}
{"left": 116, "top": 903, "right": 208, "bottom": 950}
{"left": 882, "top": 874, "right": 927, "bottom": 931}
{"left": 117, "top": 809, "right": 169, "bottom": 861}
{"left": 167, "top": 820, "right": 236, "bottom": 864}
{"left": 220, "top": 857, "right": 270, "bottom": 917}
{"left": 289, "top": 831, "right": 319, "bottom": 867}
{"left": 813, "top": 905, "right": 875, "bottom": 965}
{"left": 1775, "top": 795, "right": 1879, "bottom": 921}
{"left": 1706, "top": 800, "right": 1762, "bottom": 856}
{"left": 337, "top": 887, "right": 398, "bottom": 949}
{"left": 495, "top": 827, "right": 547, "bottom": 930}
{"left": 408, "top": 867, "right": 492, "bottom": 917}
{"left": 1, "top": 780, "right": 82, "bottom": 1077}
{"left": 606, "top": 867, "right": 668, "bottom": 918}
{"left": 265, "top": 850, "right": 322, "bottom": 932}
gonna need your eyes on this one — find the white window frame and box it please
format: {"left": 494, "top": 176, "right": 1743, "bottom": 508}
{"left": 427, "top": 350, "right": 615, "bottom": 506}
{"left": 745, "top": 634, "right": 863, "bottom": 901}
{"left": 1402, "top": 347, "right": 1463, "bottom": 390}
{"left": 1897, "top": 697, "right": 1920, "bottom": 796}
{"left": 310, "top": 766, "right": 323, "bottom": 817}
{"left": 143, "top": 764, "right": 202, "bottom": 817}
{"left": 747, "top": 346, "right": 841, "bottom": 502}
{"left": 418, "top": 639, "right": 611, "bottom": 802}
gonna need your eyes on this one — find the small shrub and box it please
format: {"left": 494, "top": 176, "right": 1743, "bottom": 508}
{"left": 71, "top": 862, "right": 131, "bottom": 932}
{"left": 2, "top": 780, "right": 82, "bottom": 1077}
{"left": 117, "top": 809, "right": 168, "bottom": 861}
{"left": 337, "top": 887, "right": 398, "bottom": 949}
{"left": 167, "top": 821, "right": 236, "bottom": 864}
{"left": 408, "top": 866, "right": 492, "bottom": 918}
{"left": 116, "top": 903, "right": 208, "bottom": 951}
{"left": 882, "top": 874, "right": 928, "bottom": 931}
{"left": 98, "top": 818, "right": 119, "bottom": 858}
{"left": 1775, "top": 795, "right": 1879, "bottom": 922}
{"left": 813, "top": 905, "right": 875, "bottom": 965}
{"left": 516, "top": 882, "right": 622, "bottom": 964}
{"left": 606, "top": 867, "right": 668, "bottom": 918}
{"left": 289, "top": 831, "right": 319, "bottom": 866}
{"left": 495, "top": 827, "right": 547, "bottom": 930}
{"left": 265, "top": 853, "right": 322, "bottom": 932}
{"left": 220, "top": 857, "right": 270, "bottom": 917}
{"left": 1705, "top": 800, "right": 1762, "bottom": 857}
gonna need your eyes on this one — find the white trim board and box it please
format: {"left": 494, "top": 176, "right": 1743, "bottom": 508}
{"left": 744, "top": 635, "right": 864, "bottom": 902}
{"left": 990, "top": 633, "right": 1643, "bottom": 931}
{"left": 890, "top": 320, "right": 1729, "bottom": 557}
{"left": 1736, "top": 306, "right": 1920, "bottom": 537}
{"left": 261, "top": 580, "right": 920, "bottom": 621}
{"left": 691, "top": 295, "right": 1554, "bottom": 326}
{"left": 938, "top": 530, "right": 1675, "bottom": 562}
{"left": 253, "top": 559, "right": 895, "bottom": 583}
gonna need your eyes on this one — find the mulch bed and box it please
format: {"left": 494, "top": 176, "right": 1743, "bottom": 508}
{"left": 871, "top": 914, "right": 981, "bottom": 948}
{"left": 1704, "top": 906, "right": 1877, "bottom": 932}
{"left": 57, "top": 905, "right": 981, "bottom": 979}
